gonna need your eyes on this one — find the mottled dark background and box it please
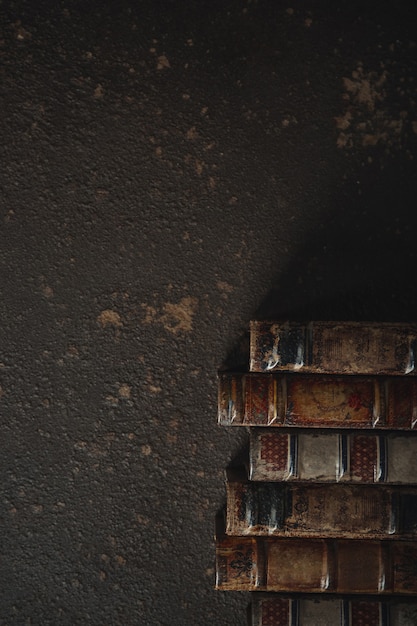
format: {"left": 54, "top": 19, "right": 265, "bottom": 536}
{"left": 1, "top": 0, "right": 416, "bottom": 624}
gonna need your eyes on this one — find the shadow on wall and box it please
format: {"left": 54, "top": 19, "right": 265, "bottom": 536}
{"left": 222, "top": 156, "right": 417, "bottom": 371}
{"left": 257, "top": 158, "right": 417, "bottom": 324}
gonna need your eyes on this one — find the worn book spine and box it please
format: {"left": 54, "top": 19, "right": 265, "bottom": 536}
{"left": 218, "top": 372, "right": 417, "bottom": 429}
{"left": 249, "top": 321, "right": 417, "bottom": 375}
{"left": 249, "top": 428, "right": 417, "bottom": 483}
{"left": 226, "top": 476, "right": 417, "bottom": 539}
{"left": 249, "top": 596, "right": 417, "bottom": 626}
{"left": 215, "top": 536, "right": 417, "bottom": 593}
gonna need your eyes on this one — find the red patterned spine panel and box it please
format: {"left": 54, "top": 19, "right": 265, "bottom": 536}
{"left": 246, "top": 376, "right": 271, "bottom": 425}
{"left": 259, "top": 432, "right": 289, "bottom": 473}
{"left": 260, "top": 597, "right": 290, "bottom": 626}
{"left": 350, "top": 601, "right": 380, "bottom": 625}
{"left": 350, "top": 435, "right": 377, "bottom": 482}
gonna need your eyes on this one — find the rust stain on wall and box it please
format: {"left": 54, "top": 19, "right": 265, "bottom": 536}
{"left": 343, "top": 67, "right": 387, "bottom": 112}
{"left": 160, "top": 296, "right": 198, "bottom": 334}
{"left": 336, "top": 59, "right": 417, "bottom": 154}
{"left": 141, "top": 296, "right": 198, "bottom": 334}
{"left": 156, "top": 55, "right": 170, "bottom": 70}
{"left": 97, "top": 309, "right": 123, "bottom": 329}
{"left": 118, "top": 384, "right": 131, "bottom": 399}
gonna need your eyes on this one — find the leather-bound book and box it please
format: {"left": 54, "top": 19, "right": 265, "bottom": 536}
{"left": 218, "top": 372, "right": 417, "bottom": 429}
{"left": 216, "top": 535, "right": 417, "bottom": 593}
{"left": 250, "top": 321, "right": 417, "bottom": 375}
{"left": 249, "top": 595, "right": 417, "bottom": 626}
{"left": 226, "top": 470, "right": 417, "bottom": 539}
{"left": 249, "top": 428, "right": 417, "bottom": 483}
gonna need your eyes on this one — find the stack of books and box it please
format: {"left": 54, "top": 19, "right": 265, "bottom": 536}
{"left": 216, "top": 321, "right": 417, "bottom": 625}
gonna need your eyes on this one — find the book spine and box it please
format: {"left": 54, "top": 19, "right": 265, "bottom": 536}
{"left": 218, "top": 373, "right": 417, "bottom": 429}
{"left": 226, "top": 481, "right": 417, "bottom": 538}
{"left": 215, "top": 536, "right": 417, "bottom": 594}
{"left": 215, "top": 536, "right": 264, "bottom": 591}
{"left": 250, "top": 321, "right": 417, "bottom": 375}
{"left": 250, "top": 596, "right": 417, "bottom": 626}
{"left": 249, "top": 429, "right": 417, "bottom": 483}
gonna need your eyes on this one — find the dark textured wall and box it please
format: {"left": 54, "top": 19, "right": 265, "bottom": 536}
{"left": 1, "top": 1, "right": 417, "bottom": 624}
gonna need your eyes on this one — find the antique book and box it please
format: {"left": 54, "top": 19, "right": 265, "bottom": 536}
{"left": 218, "top": 372, "right": 417, "bottom": 429}
{"left": 249, "top": 428, "right": 417, "bottom": 483}
{"left": 215, "top": 536, "right": 417, "bottom": 593}
{"left": 249, "top": 595, "right": 417, "bottom": 626}
{"left": 249, "top": 321, "right": 417, "bottom": 375}
{"left": 226, "top": 472, "right": 417, "bottom": 539}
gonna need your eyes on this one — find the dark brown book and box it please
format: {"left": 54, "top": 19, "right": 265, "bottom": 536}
{"left": 250, "top": 321, "right": 417, "bottom": 375}
{"left": 218, "top": 372, "right": 417, "bottom": 429}
{"left": 249, "top": 596, "right": 417, "bottom": 626}
{"left": 216, "top": 536, "right": 417, "bottom": 593}
{"left": 226, "top": 472, "right": 417, "bottom": 539}
{"left": 249, "top": 428, "right": 417, "bottom": 483}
